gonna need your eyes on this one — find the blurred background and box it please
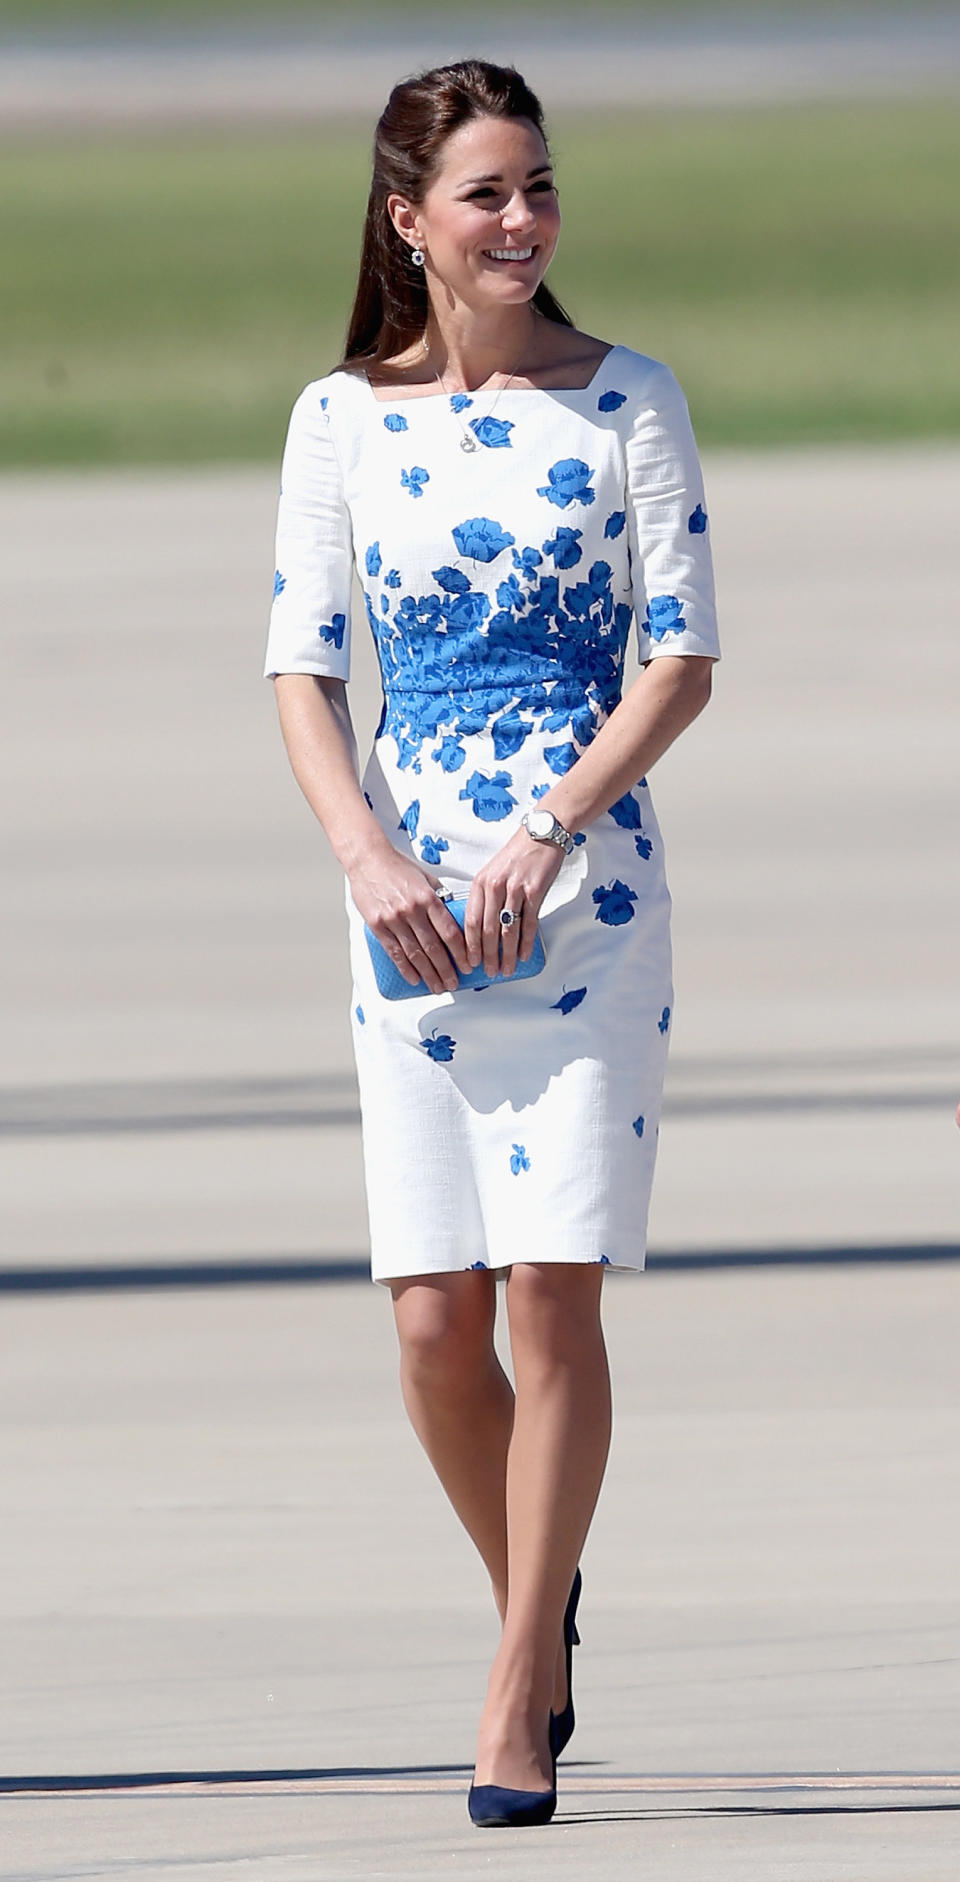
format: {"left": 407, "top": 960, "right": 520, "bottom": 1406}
{"left": 2, "top": 9, "right": 960, "bottom": 1863}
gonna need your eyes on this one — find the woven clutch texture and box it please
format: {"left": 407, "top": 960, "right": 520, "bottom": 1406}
{"left": 363, "top": 896, "right": 546, "bottom": 1000}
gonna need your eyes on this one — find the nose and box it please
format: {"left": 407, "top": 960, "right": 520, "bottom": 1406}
{"left": 501, "top": 188, "right": 537, "bottom": 235}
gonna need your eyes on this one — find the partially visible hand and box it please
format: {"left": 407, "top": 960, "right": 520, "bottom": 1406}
{"left": 349, "top": 845, "right": 470, "bottom": 993}
{"left": 465, "top": 830, "right": 565, "bottom": 979}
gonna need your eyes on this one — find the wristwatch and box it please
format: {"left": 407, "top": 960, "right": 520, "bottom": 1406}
{"left": 521, "top": 808, "right": 577, "bottom": 857}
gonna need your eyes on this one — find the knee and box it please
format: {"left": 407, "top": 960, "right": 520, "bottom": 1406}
{"left": 506, "top": 1264, "right": 604, "bottom": 1366}
{"left": 393, "top": 1280, "right": 495, "bottom": 1396}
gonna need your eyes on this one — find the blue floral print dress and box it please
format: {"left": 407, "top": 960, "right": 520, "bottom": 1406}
{"left": 264, "top": 345, "right": 720, "bottom": 1283}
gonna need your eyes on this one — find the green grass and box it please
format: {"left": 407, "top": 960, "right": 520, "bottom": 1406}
{"left": 2, "top": 100, "right": 958, "bottom": 467}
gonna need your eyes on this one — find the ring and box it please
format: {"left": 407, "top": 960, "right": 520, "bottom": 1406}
{"left": 499, "top": 908, "right": 520, "bottom": 929}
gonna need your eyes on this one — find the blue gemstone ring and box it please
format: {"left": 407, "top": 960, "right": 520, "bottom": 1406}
{"left": 499, "top": 908, "right": 520, "bottom": 929}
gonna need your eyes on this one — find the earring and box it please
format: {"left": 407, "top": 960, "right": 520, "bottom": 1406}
{"left": 410, "top": 246, "right": 425, "bottom": 267}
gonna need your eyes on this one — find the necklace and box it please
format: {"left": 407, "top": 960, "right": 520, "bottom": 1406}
{"left": 421, "top": 317, "right": 538, "bottom": 454}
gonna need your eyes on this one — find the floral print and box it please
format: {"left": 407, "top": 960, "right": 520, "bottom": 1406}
{"left": 401, "top": 466, "right": 430, "bottom": 499}
{"left": 264, "top": 345, "right": 720, "bottom": 1283}
{"left": 538, "top": 458, "right": 596, "bottom": 510}
{"left": 273, "top": 569, "right": 286, "bottom": 598}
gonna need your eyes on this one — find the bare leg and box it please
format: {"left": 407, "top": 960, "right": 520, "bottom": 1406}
{"left": 390, "top": 1272, "right": 515, "bottom": 1615}
{"left": 472, "top": 1263, "right": 612, "bottom": 1792}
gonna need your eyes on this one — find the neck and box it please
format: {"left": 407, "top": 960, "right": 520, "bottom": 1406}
{"left": 422, "top": 302, "right": 540, "bottom": 388}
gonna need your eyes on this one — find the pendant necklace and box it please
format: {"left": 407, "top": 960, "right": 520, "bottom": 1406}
{"left": 422, "top": 317, "right": 538, "bottom": 454}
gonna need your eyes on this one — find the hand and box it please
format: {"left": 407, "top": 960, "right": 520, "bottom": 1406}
{"left": 348, "top": 845, "right": 470, "bottom": 994}
{"left": 465, "top": 828, "right": 565, "bottom": 980}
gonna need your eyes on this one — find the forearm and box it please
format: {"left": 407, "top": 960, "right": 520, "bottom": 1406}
{"left": 536, "top": 655, "right": 714, "bottom": 835}
{"left": 273, "top": 674, "right": 391, "bottom": 873}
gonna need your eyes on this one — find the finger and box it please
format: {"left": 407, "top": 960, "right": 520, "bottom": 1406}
{"left": 481, "top": 885, "right": 505, "bottom": 980}
{"left": 463, "top": 888, "right": 485, "bottom": 969}
{"left": 497, "top": 896, "right": 523, "bottom": 977}
{"left": 408, "top": 910, "right": 461, "bottom": 992}
{"left": 378, "top": 928, "right": 424, "bottom": 988}
{"left": 428, "top": 900, "right": 471, "bottom": 974}
{"left": 516, "top": 897, "right": 539, "bottom": 962}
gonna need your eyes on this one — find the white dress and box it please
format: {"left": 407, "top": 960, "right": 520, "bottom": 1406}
{"left": 264, "top": 344, "right": 720, "bottom": 1283}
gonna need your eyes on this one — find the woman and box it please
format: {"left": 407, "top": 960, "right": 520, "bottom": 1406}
{"left": 265, "top": 60, "right": 719, "bottom": 1827}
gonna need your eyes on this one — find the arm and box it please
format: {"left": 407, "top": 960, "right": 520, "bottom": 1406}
{"left": 274, "top": 674, "right": 470, "bottom": 993}
{"left": 265, "top": 383, "right": 468, "bottom": 994}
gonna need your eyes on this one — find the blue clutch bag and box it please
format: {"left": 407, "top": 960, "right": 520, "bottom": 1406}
{"left": 363, "top": 895, "right": 546, "bottom": 1000}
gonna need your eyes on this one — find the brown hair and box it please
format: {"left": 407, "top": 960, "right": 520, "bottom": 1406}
{"left": 339, "top": 58, "right": 572, "bottom": 368}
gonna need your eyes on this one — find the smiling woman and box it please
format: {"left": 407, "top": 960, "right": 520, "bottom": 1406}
{"left": 265, "top": 57, "right": 719, "bottom": 1832}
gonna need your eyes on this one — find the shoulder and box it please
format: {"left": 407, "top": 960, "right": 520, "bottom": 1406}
{"left": 288, "top": 368, "right": 366, "bottom": 425}
{"left": 600, "top": 345, "right": 686, "bottom": 409}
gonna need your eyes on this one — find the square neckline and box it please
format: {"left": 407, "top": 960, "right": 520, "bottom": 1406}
{"left": 356, "top": 343, "right": 622, "bottom": 406}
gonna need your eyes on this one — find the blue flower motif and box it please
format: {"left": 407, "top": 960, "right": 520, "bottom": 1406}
{"left": 470, "top": 415, "right": 514, "bottom": 450}
{"left": 531, "top": 781, "right": 550, "bottom": 801}
{"left": 537, "top": 458, "right": 596, "bottom": 510}
{"left": 634, "top": 833, "right": 653, "bottom": 859}
{"left": 645, "top": 595, "right": 686, "bottom": 641}
{"left": 420, "top": 834, "right": 449, "bottom": 865}
{"left": 365, "top": 541, "right": 382, "bottom": 577}
{"left": 385, "top": 568, "right": 402, "bottom": 588}
{"left": 510, "top": 1143, "right": 531, "bottom": 1174}
{"left": 432, "top": 735, "right": 466, "bottom": 772}
{"left": 658, "top": 1005, "right": 671, "bottom": 1034}
{"left": 467, "top": 1259, "right": 489, "bottom": 1270}
{"left": 592, "top": 1253, "right": 612, "bottom": 1265}
{"left": 459, "top": 769, "right": 517, "bottom": 821}
{"left": 688, "top": 503, "right": 708, "bottom": 534}
{"left": 593, "top": 879, "right": 638, "bottom": 926}
{"left": 422, "top": 1029, "right": 456, "bottom": 1062}
{"left": 604, "top": 510, "right": 626, "bottom": 540}
{"left": 544, "top": 742, "right": 579, "bottom": 775}
{"left": 319, "top": 613, "right": 346, "bottom": 648}
{"left": 363, "top": 791, "right": 374, "bottom": 809}
{"left": 543, "top": 526, "right": 583, "bottom": 569}
{"left": 492, "top": 709, "right": 532, "bottom": 760}
{"left": 443, "top": 590, "right": 490, "bottom": 632}
{"left": 273, "top": 569, "right": 286, "bottom": 598}
{"left": 355, "top": 1004, "right": 365, "bottom": 1025}
{"left": 450, "top": 392, "right": 473, "bottom": 414}
{"left": 496, "top": 573, "right": 523, "bottom": 610}
{"left": 607, "top": 790, "right": 643, "bottom": 832}
{"left": 598, "top": 389, "right": 627, "bottom": 412}
{"left": 512, "top": 545, "right": 543, "bottom": 576}
{"left": 632, "top": 1114, "right": 645, "bottom": 1138}
{"left": 401, "top": 465, "right": 430, "bottom": 499}
{"left": 380, "top": 594, "right": 389, "bottom": 614}
{"left": 432, "top": 565, "right": 471, "bottom": 593}
{"left": 452, "top": 517, "right": 516, "bottom": 562}
{"left": 398, "top": 799, "right": 420, "bottom": 837}
{"left": 320, "top": 396, "right": 328, "bottom": 411}
{"left": 552, "top": 985, "right": 587, "bottom": 1015}
{"left": 384, "top": 412, "right": 408, "bottom": 432}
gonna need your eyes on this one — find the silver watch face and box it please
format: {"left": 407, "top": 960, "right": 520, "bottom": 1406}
{"left": 525, "top": 809, "right": 555, "bottom": 840}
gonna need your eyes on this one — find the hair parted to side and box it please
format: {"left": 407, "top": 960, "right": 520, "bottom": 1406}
{"left": 339, "top": 58, "right": 573, "bottom": 368}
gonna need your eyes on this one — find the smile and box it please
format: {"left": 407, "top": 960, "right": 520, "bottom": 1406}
{"left": 483, "top": 247, "right": 536, "bottom": 263}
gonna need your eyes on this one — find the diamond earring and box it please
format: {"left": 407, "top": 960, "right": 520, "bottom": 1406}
{"left": 410, "top": 246, "right": 425, "bottom": 267}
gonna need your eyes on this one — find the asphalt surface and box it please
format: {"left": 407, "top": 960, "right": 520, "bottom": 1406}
{"left": 1, "top": 446, "right": 958, "bottom": 1876}
{"left": 3, "top": 7, "right": 960, "bottom": 131}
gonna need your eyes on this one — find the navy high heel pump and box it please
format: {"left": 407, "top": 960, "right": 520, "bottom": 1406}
{"left": 549, "top": 1567, "right": 582, "bottom": 1760}
{"left": 467, "top": 1778, "right": 557, "bottom": 1828}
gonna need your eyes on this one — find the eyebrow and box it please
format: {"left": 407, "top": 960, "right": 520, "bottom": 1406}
{"left": 458, "top": 163, "right": 554, "bottom": 187}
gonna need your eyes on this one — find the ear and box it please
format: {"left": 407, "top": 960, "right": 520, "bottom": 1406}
{"left": 386, "top": 192, "right": 423, "bottom": 254}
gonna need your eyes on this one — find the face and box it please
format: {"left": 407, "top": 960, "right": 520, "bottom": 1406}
{"left": 389, "top": 114, "right": 561, "bottom": 310}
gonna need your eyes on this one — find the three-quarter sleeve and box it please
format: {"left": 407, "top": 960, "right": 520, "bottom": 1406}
{"left": 626, "top": 361, "right": 720, "bottom": 665}
{"left": 263, "top": 380, "right": 354, "bottom": 681}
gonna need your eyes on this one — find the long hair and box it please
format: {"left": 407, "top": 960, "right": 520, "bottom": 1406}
{"left": 339, "top": 59, "right": 572, "bottom": 368}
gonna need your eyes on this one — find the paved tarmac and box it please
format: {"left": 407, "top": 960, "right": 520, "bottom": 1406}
{"left": 3, "top": 7, "right": 960, "bottom": 132}
{"left": 1, "top": 446, "right": 958, "bottom": 1875}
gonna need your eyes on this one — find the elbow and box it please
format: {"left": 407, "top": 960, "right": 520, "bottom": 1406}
{"left": 682, "top": 655, "right": 715, "bottom": 719}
